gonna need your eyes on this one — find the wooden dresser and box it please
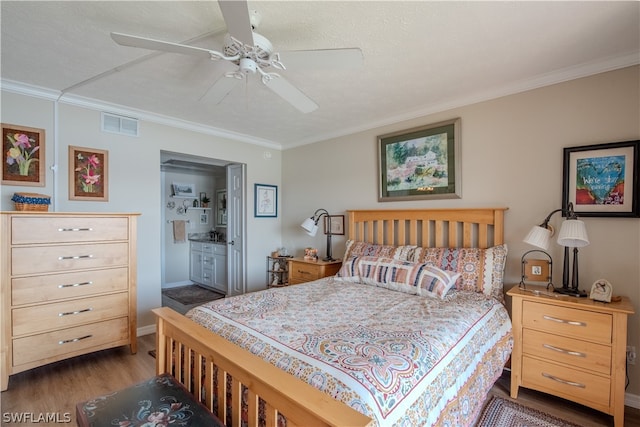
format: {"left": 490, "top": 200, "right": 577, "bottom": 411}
{"left": 1, "top": 212, "right": 139, "bottom": 391}
{"left": 508, "top": 285, "right": 634, "bottom": 427}
{"left": 287, "top": 258, "right": 341, "bottom": 285}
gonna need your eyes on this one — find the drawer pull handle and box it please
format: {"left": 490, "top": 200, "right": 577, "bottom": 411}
{"left": 58, "top": 228, "right": 93, "bottom": 232}
{"left": 59, "top": 334, "right": 92, "bottom": 345}
{"left": 58, "top": 281, "right": 93, "bottom": 289}
{"left": 542, "top": 372, "right": 586, "bottom": 388}
{"left": 542, "top": 315, "right": 586, "bottom": 327}
{"left": 58, "top": 255, "right": 94, "bottom": 260}
{"left": 298, "top": 270, "right": 310, "bottom": 274}
{"left": 59, "top": 307, "right": 93, "bottom": 317}
{"left": 543, "top": 344, "right": 586, "bottom": 358}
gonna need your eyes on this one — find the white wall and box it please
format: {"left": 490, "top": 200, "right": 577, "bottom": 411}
{"left": 0, "top": 93, "right": 283, "bottom": 329}
{"left": 282, "top": 66, "right": 640, "bottom": 396}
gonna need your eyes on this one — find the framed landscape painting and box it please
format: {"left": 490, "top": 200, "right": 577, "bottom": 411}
{"left": 563, "top": 140, "right": 639, "bottom": 217}
{"left": 378, "top": 118, "right": 461, "bottom": 201}
{"left": 2, "top": 123, "right": 45, "bottom": 186}
{"left": 69, "top": 146, "right": 109, "bottom": 201}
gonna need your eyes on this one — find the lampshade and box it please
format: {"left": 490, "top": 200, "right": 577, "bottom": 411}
{"left": 301, "top": 217, "right": 318, "bottom": 236}
{"left": 557, "top": 219, "right": 589, "bottom": 248}
{"left": 523, "top": 225, "right": 552, "bottom": 250}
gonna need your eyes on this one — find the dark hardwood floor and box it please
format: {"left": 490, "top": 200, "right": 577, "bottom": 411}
{"left": 1, "top": 333, "right": 639, "bottom": 426}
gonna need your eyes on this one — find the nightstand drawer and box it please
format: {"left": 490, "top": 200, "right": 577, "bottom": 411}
{"left": 290, "top": 263, "right": 323, "bottom": 281}
{"left": 522, "top": 356, "right": 610, "bottom": 409}
{"left": 523, "top": 329, "right": 611, "bottom": 375}
{"left": 522, "top": 301, "right": 612, "bottom": 344}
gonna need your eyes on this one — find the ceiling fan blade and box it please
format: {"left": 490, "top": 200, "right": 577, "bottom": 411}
{"left": 200, "top": 74, "right": 241, "bottom": 105}
{"left": 264, "top": 76, "right": 318, "bottom": 113}
{"left": 218, "top": 0, "right": 254, "bottom": 46}
{"left": 279, "top": 48, "right": 363, "bottom": 70}
{"left": 111, "top": 32, "right": 214, "bottom": 59}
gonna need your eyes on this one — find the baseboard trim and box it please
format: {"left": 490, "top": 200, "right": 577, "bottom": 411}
{"left": 137, "top": 324, "right": 155, "bottom": 337}
{"left": 626, "top": 392, "right": 640, "bottom": 409}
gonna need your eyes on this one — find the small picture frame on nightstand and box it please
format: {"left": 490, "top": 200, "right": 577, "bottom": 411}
{"left": 520, "top": 250, "right": 553, "bottom": 290}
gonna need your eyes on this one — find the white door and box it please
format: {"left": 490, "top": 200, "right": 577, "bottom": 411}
{"left": 226, "top": 163, "right": 246, "bottom": 296}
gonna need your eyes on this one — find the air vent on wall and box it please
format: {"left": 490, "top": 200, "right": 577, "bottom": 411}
{"left": 102, "top": 112, "right": 139, "bottom": 136}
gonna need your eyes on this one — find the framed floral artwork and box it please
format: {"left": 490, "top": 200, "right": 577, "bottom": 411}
{"left": 69, "top": 146, "right": 109, "bottom": 201}
{"left": 2, "top": 123, "right": 46, "bottom": 186}
{"left": 562, "top": 140, "right": 639, "bottom": 217}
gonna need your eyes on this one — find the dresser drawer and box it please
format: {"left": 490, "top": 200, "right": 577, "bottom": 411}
{"left": 12, "top": 317, "right": 129, "bottom": 366}
{"left": 12, "top": 242, "right": 129, "bottom": 275}
{"left": 522, "top": 301, "right": 612, "bottom": 344}
{"left": 290, "top": 262, "right": 323, "bottom": 282}
{"left": 11, "top": 267, "right": 128, "bottom": 306}
{"left": 522, "top": 356, "right": 610, "bottom": 409}
{"left": 11, "top": 217, "right": 129, "bottom": 245}
{"left": 523, "top": 329, "right": 611, "bottom": 375}
{"left": 12, "top": 292, "right": 129, "bottom": 336}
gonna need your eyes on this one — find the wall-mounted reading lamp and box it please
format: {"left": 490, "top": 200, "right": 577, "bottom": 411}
{"left": 301, "top": 208, "right": 335, "bottom": 261}
{"left": 523, "top": 202, "right": 590, "bottom": 297}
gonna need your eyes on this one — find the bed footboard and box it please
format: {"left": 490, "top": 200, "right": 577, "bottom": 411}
{"left": 153, "top": 307, "right": 372, "bottom": 427}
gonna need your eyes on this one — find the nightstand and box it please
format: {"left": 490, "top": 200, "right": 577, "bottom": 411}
{"left": 287, "top": 258, "right": 342, "bottom": 285}
{"left": 507, "top": 285, "right": 634, "bottom": 427}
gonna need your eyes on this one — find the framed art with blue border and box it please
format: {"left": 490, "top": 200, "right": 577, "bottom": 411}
{"left": 255, "top": 183, "right": 277, "bottom": 217}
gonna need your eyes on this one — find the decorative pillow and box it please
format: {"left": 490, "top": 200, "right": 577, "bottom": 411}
{"left": 408, "top": 244, "right": 508, "bottom": 302}
{"left": 481, "top": 244, "right": 509, "bottom": 302}
{"left": 355, "top": 256, "right": 458, "bottom": 298}
{"left": 343, "top": 240, "right": 418, "bottom": 263}
{"left": 416, "top": 265, "right": 460, "bottom": 299}
{"left": 334, "top": 256, "right": 362, "bottom": 282}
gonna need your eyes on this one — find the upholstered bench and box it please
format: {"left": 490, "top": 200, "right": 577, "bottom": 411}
{"left": 76, "top": 373, "right": 224, "bottom": 426}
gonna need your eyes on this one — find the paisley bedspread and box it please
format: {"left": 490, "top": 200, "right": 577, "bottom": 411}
{"left": 187, "top": 278, "right": 512, "bottom": 426}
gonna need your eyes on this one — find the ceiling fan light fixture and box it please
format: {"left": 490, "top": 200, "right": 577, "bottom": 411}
{"left": 239, "top": 58, "right": 257, "bottom": 74}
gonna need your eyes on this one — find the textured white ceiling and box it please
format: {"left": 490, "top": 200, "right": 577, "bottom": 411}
{"left": 2, "top": 1, "right": 638, "bottom": 149}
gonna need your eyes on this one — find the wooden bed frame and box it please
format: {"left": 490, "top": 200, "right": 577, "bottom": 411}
{"left": 153, "top": 208, "right": 507, "bottom": 427}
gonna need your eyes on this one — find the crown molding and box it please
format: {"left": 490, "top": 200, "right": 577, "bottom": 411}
{"left": 0, "top": 79, "right": 282, "bottom": 150}
{"left": 287, "top": 52, "right": 640, "bottom": 149}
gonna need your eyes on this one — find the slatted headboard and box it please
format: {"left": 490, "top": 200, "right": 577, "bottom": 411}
{"left": 346, "top": 208, "right": 507, "bottom": 249}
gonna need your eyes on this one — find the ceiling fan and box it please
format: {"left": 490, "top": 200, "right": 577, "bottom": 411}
{"left": 111, "top": 0, "right": 362, "bottom": 113}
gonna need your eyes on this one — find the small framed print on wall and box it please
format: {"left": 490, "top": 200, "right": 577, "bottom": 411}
{"left": 2, "top": 123, "right": 46, "bottom": 187}
{"left": 69, "top": 146, "right": 109, "bottom": 201}
{"left": 324, "top": 215, "right": 345, "bottom": 235}
{"left": 255, "top": 184, "right": 277, "bottom": 217}
{"left": 563, "top": 140, "right": 639, "bottom": 217}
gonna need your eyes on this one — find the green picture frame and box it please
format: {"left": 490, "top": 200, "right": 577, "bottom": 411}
{"left": 378, "top": 118, "right": 461, "bottom": 201}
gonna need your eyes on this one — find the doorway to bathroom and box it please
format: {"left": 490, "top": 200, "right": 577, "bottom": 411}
{"left": 160, "top": 150, "right": 246, "bottom": 310}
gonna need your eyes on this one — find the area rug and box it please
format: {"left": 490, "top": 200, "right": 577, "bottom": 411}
{"left": 476, "top": 396, "right": 583, "bottom": 427}
{"left": 162, "top": 285, "right": 224, "bottom": 305}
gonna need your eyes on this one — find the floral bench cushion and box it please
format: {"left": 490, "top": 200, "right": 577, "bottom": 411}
{"left": 76, "top": 374, "right": 224, "bottom": 427}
